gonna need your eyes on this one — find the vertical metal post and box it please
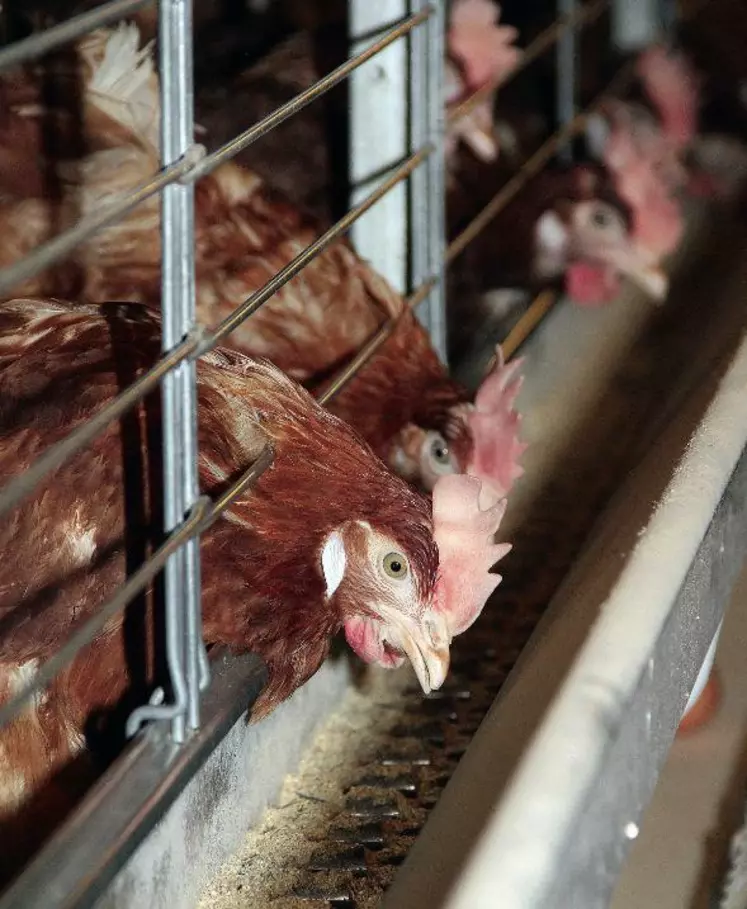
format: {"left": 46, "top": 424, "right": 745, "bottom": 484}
{"left": 409, "top": 0, "right": 447, "bottom": 363}
{"left": 348, "top": 0, "right": 409, "bottom": 294}
{"left": 657, "top": 0, "right": 678, "bottom": 39}
{"left": 611, "top": 0, "right": 661, "bottom": 50}
{"left": 556, "top": 0, "right": 577, "bottom": 164}
{"left": 158, "top": 0, "right": 203, "bottom": 742}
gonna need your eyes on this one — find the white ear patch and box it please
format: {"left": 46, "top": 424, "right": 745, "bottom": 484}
{"left": 535, "top": 210, "right": 568, "bottom": 254}
{"left": 321, "top": 532, "right": 347, "bottom": 599}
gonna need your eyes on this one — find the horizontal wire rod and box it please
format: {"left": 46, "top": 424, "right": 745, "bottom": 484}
{"left": 186, "top": 8, "right": 433, "bottom": 182}
{"left": 0, "top": 0, "right": 151, "bottom": 73}
{"left": 447, "top": 60, "right": 635, "bottom": 265}
{"left": 502, "top": 290, "right": 559, "bottom": 360}
{"left": 0, "top": 444, "right": 275, "bottom": 734}
{"left": 447, "top": 0, "right": 610, "bottom": 126}
{"left": 0, "top": 145, "right": 431, "bottom": 518}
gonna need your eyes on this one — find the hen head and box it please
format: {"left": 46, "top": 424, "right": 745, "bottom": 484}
{"left": 331, "top": 518, "right": 451, "bottom": 693}
{"left": 387, "top": 352, "right": 526, "bottom": 504}
{"left": 531, "top": 165, "right": 669, "bottom": 305}
{"left": 340, "top": 472, "right": 509, "bottom": 693}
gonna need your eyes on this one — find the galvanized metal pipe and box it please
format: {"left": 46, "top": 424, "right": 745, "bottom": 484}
{"left": 556, "top": 0, "right": 578, "bottom": 163}
{"left": 154, "top": 0, "right": 203, "bottom": 743}
{"left": 409, "top": 0, "right": 447, "bottom": 362}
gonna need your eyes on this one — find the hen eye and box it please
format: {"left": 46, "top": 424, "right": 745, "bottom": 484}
{"left": 430, "top": 436, "right": 450, "bottom": 465}
{"left": 590, "top": 207, "right": 612, "bottom": 228}
{"left": 422, "top": 431, "right": 456, "bottom": 479}
{"left": 383, "top": 551, "right": 409, "bottom": 579}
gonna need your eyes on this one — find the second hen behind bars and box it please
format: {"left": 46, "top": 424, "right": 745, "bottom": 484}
{"left": 0, "top": 23, "right": 527, "bottom": 505}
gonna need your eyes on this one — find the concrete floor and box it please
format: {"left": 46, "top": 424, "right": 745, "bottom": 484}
{"left": 611, "top": 562, "right": 747, "bottom": 909}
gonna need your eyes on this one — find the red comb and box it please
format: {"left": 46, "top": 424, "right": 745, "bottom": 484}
{"left": 448, "top": 0, "right": 522, "bottom": 93}
{"left": 636, "top": 46, "right": 700, "bottom": 149}
{"left": 604, "top": 120, "right": 683, "bottom": 259}
{"left": 432, "top": 473, "right": 511, "bottom": 637}
{"left": 466, "top": 348, "right": 527, "bottom": 501}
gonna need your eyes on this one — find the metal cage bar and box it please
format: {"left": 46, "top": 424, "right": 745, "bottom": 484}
{"left": 132, "top": 0, "right": 204, "bottom": 742}
{"left": 556, "top": 0, "right": 578, "bottom": 162}
{"left": 0, "top": 0, "right": 150, "bottom": 72}
{"left": 408, "top": 0, "right": 447, "bottom": 361}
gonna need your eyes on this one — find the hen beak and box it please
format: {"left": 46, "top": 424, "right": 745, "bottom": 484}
{"left": 395, "top": 610, "right": 451, "bottom": 695}
{"left": 606, "top": 247, "right": 669, "bottom": 302}
{"left": 463, "top": 125, "right": 499, "bottom": 163}
{"left": 623, "top": 262, "right": 669, "bottom": 301}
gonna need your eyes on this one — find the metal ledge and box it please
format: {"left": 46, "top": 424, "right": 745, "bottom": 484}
{"left": 0, "top": 651, "right": 266, "bottom": 909}
{"left": 384, "top": 297, "right": 747, "bottom": 906}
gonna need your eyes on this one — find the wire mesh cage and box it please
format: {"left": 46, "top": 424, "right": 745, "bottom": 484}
{"left": 0, "top": 0, "right": 738, "bottom": 906}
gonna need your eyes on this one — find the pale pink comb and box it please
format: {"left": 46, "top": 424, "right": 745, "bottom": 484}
{"left": 604, "top": 119, "right": 683, "bottom": 259}
{"left": 607, "top": 100, "right": 687, "bottom": 191}
{"left": 448, "top": 0, "right": 522, "bottom": 94}
{"left": 466, "top": 349, "right": 527, "bottom": 501}
{"left": 432, "top": 473, "right": 511, "bottom": 637}
{"left": 636, "top": 46, "right": 700, "bottom": 149}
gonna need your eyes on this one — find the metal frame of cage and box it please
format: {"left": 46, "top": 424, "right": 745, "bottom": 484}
{"left": 0, "top": 0, "right": 721, "bottom": 906}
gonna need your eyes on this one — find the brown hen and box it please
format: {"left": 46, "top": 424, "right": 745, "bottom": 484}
{"left": 0, "top": 296, "right": 508, "bottom": 871}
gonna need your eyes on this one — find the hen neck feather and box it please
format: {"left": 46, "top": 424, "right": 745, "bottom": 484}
{"left": 323, "top": 311, "right": 468, "bottom": 456}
